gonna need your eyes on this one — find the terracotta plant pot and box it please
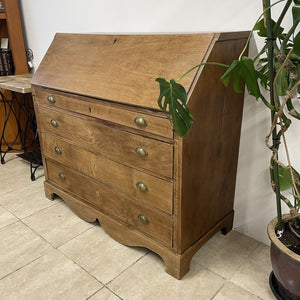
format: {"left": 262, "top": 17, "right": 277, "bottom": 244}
{"left": 268, "top": 216, "right": 300, "bottom": 299}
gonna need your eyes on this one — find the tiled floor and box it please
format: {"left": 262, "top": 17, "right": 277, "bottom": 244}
{"left": 0, "top": 153, "right": 276, "bottom": 299}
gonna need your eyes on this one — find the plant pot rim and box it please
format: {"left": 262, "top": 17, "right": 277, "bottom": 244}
{"left": 267, "top": 215, "right": 300, "bottom": 263}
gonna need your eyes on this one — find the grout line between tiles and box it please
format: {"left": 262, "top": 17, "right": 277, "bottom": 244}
{"left": 19, "top": 215, "right": 96, "bottom": 250}
{"left": 227, "top": 242, "right": 261, "bottom": 281}
{"left": 210, "top": 280, "right": 267, "bottom": 300}
{"left": 19, "top": 218, "right": 61, "bottom": 249}
{"left": 190, "top": 243, "right": 268, "bottom": 300}
{"left": 104, "top": 250, "right": 149, "bottom": 288}
{"left": 103, "top": 286, "right": 124, "bottom": 300}
{"left": 19, "top": 199, "right": 63, "bottom": 220}
{"left": 0, "top": 218, "right": 20, "bottom": 231}
{"left": 85, "top": 286, "right": 107, "bottom": 300}
{"left": 226, "top": 242, "right": 269, "bottom": 299}
{"left": 57, "top": 242, "right": 106, "bottom": 285}
{"left": 210, "top": 282, "right": 226, "bottom": 300}
{"left": 56, "top": 223, "right": 98, "bottom": 247}
{"left": 192, "top": 240, "right": 262, "bottom": 282}
{"left": 0, "top": 247, "right": 55, "bottom": 281}
{"left": 0, "top": 176, "right": 44, "bottom": 198}
{"left": 0, "top": 197, "right": 61, "bottom": 221}
{"left": 86, "top": 286, "right": 123, "bottom": 300}
{"left": 193, "top": 261, "right": 228, "bottom": 281}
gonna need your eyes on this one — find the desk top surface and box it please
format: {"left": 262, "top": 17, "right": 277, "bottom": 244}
{"left": 0, "top": 73, "right": 33, "bottom": 93}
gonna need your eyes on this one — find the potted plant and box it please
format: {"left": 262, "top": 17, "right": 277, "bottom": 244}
{"left": 156, "top": 0, "right": 300, "bottom": 298}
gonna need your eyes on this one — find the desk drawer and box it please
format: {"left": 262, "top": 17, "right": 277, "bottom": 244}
{"left": 46, "top": 159, "right": 173, "bottom": 247}
{"left": 38, "top": 106, "right": 173, "bottom": 178}
{"left": 42, "top": 134, "right": 173, "bottom": 214}
{"left": 34, "top": 88, "right": 173, "bottom": 138}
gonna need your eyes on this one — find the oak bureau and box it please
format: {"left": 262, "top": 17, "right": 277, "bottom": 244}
{"left": 31, "top": 32, "right": 248, "bottom": 279}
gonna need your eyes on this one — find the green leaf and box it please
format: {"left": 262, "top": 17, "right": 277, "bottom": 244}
{"left": 257, "top": 70, "right": 268, "bottom": 89}
{"left": 221, "top": 60, "right": 239, "bottom": 87}
{"left": 278, "top": 164, "right": 300, "bottom": 191}
{"left": 253, "top": 19, "right": 284, "bottom": 39}
{"left": 275, "top": 62, "right": 289, "bottom": 96}
{"left": 292, "top": 5, "right": 300, "bottom": 25}
{"left": 156, "top": 78, "right": 193, "bottom": 137}
{"left": 221, "top": 57, "right": 262, "bottom": 99}
{"left": 297, "top": 63, "right": 300, "bottom": 93}
{"left": 294, "top": 32, "right": 300, "bottom": 56}
{"left": 278, "top": 165, "right": 294, "bottom": 190}
{"left": 294, "top": 0, "right": 300, "bottom": 5}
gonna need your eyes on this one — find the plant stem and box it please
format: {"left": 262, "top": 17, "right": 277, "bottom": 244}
{"left": 175, "top": 62, "right": 229, "bottom": 82}
{"left": 238, "top": 0, "right": 284, "bottom": 61}
{"left": 265, "top": 0, "right": 283, "bottom": 230}
{"left": 280, "top": 21, "right": 299, "bottom": 53}
{"left": 273, "top": 0, "right": 293, "bottom": 38}
{"left": 176, "top": 0, "right": 286, "bottom": 84}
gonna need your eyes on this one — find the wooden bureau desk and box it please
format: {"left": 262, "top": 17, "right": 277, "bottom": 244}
{"left": 31, "top": 32, "right": 247, "bottom": 279}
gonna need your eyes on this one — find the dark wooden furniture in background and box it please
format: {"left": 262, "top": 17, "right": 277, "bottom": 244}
{"left": 0, "top": 0, "right": 30, "bottom": 153}
{"left": 32, "top": 32, "right": 248, "bottom": 279}
{"left": 0, "top": 0, "right": 27, "bottom": 75}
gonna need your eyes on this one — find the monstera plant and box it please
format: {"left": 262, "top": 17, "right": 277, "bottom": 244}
{"left": 156, "top": 0, "right": 300, "bottom": 298}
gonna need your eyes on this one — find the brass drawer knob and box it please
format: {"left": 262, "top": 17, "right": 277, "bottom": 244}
{"left": 136, "top": 182, "right": 148, "bottom": 192}
{"left": 134, "top": 117, "right": 147, "bottom": 127}
{"left": 135, "top": 147, "right": 147, "bottom": 157}
{"left": 58, "top": 172, "right": 66, "bottom": 180}
{"left": 47, "top": 95, "right": 55, "bottom": 103}
{"left": 138, "top": 214, "right": 150, "bottom": 224}
{"left": 50, "top": 119, "right": 58, "bottom": 127}
{"left": 54, "top": 146, "right": 62, "bottom": 154}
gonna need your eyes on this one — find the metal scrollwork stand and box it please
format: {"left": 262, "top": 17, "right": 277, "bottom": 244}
{"left": 0, "top": 74, "right": 42, "bottom": 180}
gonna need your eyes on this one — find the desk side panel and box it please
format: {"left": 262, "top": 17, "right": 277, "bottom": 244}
{"left": 179, "top": 34, "right": 248, "bottom": 252}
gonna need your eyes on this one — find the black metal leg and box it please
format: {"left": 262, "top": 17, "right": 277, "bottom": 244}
{"left": 0, "top": 91, "right": 24, "bottom": 162}
{"left": 0, "top": 90, "right": 43, "bottom": 178}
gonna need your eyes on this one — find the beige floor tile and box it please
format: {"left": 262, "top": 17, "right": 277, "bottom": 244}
{"left": 108, "top": 252, "right": 225, "bottom": 300}
{"left": 0, "top": 249, "right": 102, "bottom": 300}
{"left": 89, "top": 287, "right": 121, "bottom": 300}
{"left": 0, "top": 221, "right": 52, "bottom": 279}
{"left": 0, "top": 205, "right": 18, "bottom": 229}
{"left": 0, "top": 179, "right": 58, "bottom": 219}
{"left": 0, "top": 171, "right": 35, "bottom": 196}
{"left": 0, "top": 156, "right": 44, "bottom": 196}
{"left": 22, "top": 201, "right": 94, "bottom": 247}
{"left": 59, "top": 226, "right": 147, "bottom": 283}
{"left": 213, "top": 282, "right": 261, "bottom": 300}
{"left": 193, "top": 231, "right": 259, "bottom": 279}
{"left": 0, "top": 152, "right": 18, "bottom": 163}
{"left": 0, "top": 153, "right": 28, "bottom": 175}
{"left": 230, "top": 244, "right": 275, "bottom": 300}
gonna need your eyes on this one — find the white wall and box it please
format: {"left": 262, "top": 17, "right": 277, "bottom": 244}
{"left": 18, "top": 0, "right": 300, "bottom": 245}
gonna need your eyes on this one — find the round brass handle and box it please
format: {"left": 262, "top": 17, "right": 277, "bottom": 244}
{"left": 136, "top": 182, "right": 148, "bottom": 192}
{"left": 58, "top": 172, "right": 66, "bottom": 180}
{"left": 47, "top": 95, "right": 55, "bottom": 103}
{"left": 54, "top": 146, "right": 62, "bottom": 154}
{"left": 134, "top": 117, "right": 147, "bottom": 127}
{"left": 50, "top": 119, "right": 58, "bottom": 127}
{"left": 138, "top": 214, "right": 150, "bottom": 224}
{"left": 135, "top": 147, "right": 147, "bottom": 157}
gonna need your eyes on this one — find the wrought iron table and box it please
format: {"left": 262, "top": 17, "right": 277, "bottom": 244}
{"left": 0, "top": 73, "right": 42, "bottom": 180}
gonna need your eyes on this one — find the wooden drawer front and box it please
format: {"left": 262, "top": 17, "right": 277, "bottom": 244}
{"left": 42, "top": 134, "right": 173, "bottom": 214}
{"left": 46, "top": 159, "right": 173, "bottom": 247}
{"left": 38, "top": 106, "right": 173, "bottom": 178}
{"left": 34, "top": 88, "right": 173, "bottom": 138}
